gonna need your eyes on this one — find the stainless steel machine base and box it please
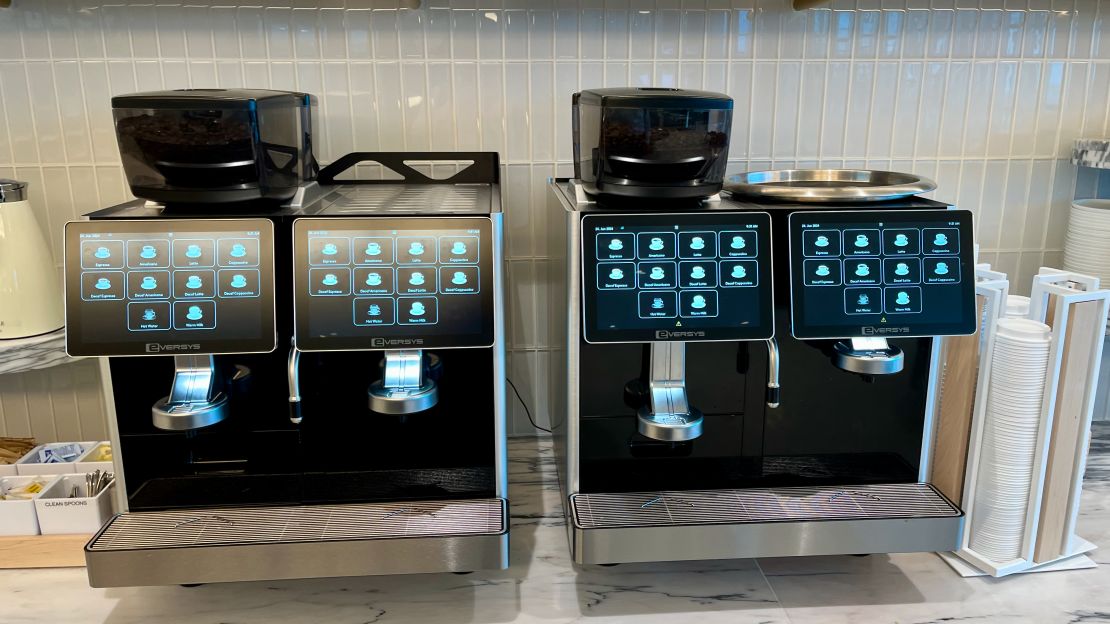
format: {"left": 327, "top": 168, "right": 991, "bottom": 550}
{"left": 85, "top": 498, "right": 508, "bottom": 587}
{"left": 567, "top": 483, "right": 962, "bottom": 565}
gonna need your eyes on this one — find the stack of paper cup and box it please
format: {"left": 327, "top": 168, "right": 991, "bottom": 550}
{"left": 969, "top": 318, "right": 1052, "bottom": 563}
{"left": 1004, "top": 295, "right": 1031, "bottom": 319}
{"left": 1064, "top": 199, "right": 1110, "bottom": 290}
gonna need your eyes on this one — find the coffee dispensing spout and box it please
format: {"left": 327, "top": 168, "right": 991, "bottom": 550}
{"left": 287, "top": 338, "right": 302, "bottom": 425}
{"left": 637, "top": 342, "right": 704, "bottom": 442}
{"left": 368, "top": 350, "right": 440, "bottom": 415}
{"left": 765, "top": 338, "right": 780, "bottom": 408}
{"left": 832, "top": 338, "right": 904, "bottom": 376}
{"left": 151, "top": 354, "right": 231, "bottom": 431}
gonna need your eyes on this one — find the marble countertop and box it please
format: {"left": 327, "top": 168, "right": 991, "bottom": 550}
{"left": 5, "top": 427, "right": 1110, "bottom": 624}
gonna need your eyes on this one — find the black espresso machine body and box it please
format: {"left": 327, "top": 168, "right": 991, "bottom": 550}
{"left": 64, "top": 153, "right": 508, "bottom": 586}
{"left": 542, "top": 179, "right": 975, "bottom": 564}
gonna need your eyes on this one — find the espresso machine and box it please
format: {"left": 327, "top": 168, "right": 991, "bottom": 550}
{"left": 541, "top": 88, "right": 977, "bottom": 565}
{"left": 63, "top": 88, "right": 507, "bottom": 587}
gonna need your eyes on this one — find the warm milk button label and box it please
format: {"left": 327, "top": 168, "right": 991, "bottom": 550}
{"left": 398, "top": 297, "right": 438, "bottom": 325}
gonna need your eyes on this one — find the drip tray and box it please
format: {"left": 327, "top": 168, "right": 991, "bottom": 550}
{"left": 86, "top": 498, "right": 507, "bottom": 586}
{"left": 568, "top": 483, "right": 963, "bottom": 564}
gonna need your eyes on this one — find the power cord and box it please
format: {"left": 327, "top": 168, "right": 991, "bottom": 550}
{"left": 506, "top": 377, "right": 550, "bottom": 433}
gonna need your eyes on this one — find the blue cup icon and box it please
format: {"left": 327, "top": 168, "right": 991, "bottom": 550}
{"left": 94, "top": 246, "right": 111, "bottom": 259}
{"left": 94, "top": 277, "right": 112, "bottom": 290}
{"left": 732, "top": 265, "right": 746, "bottom": 279}
{"left": 608, "top": 267, "right": 624, "bottom": 280}
{"left": 185, "top": 275, "right": 203, "bottom": 289}
{"left": 608, "top": 239, "right": 623, "bottom": 251}
{"left": 230, "top": 274, "right": 247, "bottom": 288}
{"left": 894, "top": 233, "right": 909, "bottom": 247}
{"left": 855, "top": 263, "right": 870, "bottom": 277}
{"left": 815, "top": 264, "right": 831, "bottom": 277}
{"left": 648, "top": 237, "right": 665, "bottom": 251}
{"left": 230, "top": 243, "right": 247, "bottom": 258}
{"left": 934, "top": 233, "right": 948, "bottom": 246}
{"left": 365, "top": 272, "right": 382, "bottom": 286}
{"left": 649, "top": 267, "right": 665, "bottom": 280}
{"left": 690, "top": 266, "right": 706, "bottom": 279}
{"left": 730, "top": 236, "right": 746, "bottom": 250}
{"left": 815, "top": 235, "right": 830, "bottom": 248}
{"left": 651, "top": 297, "right": 664, "bottom": 309}
{"left": 140, "top": 275, "right": 157, "bottom": 290}
{"left": 690, "top": 236, "right": 706, "bottom": 250}
{"left": 185, "top": 244, "right": 202, "bottom": 259}
{"left": 321, "top": 273, "right": 339, "bottom": 286}
{"left": 896, "top": 291, "right": 911, "bottom": 305}
{"left": 410, "top": 301, "right": 426, "bottom": 316}
{"left": 895, "top": 262, "right": 910, "bottom": 276}
{"left": 452, "top": 271, "right": 468, "bottom": 285}
{"left": 854, "top": 234, "right": 869, "bottom": 248}
{"left": 365, "top": 242, "right": 381, "bottom": 256}
{"left": 935, "top": 262, "right": 950, "bottom": 275}
{"left": 141, "top": 308, "right": 157, "bottom": 321}
{"left": 691, "top": 295, "right": 707, "bottom": 309}
{"left": 857, "top": 293, "right": 870, "bottom": 305}
{"left": 368, "top": 304, "right": 381, "bottom": 316}
{"left": 140, "top": 245, "right": 157, "bottom": 259}
{"left": 185, "top": 305, "right": 203, "bottom": 321}
{"left": 409, "top": 242, "right": 425, "bottom": 255}
{"left": 451, "top": 241, "right": 467, "bottom": 255}
{"left": 322, "top": 243, "right": 338, "bottom": 256}
{"left": 409, "top": 272, "right": 425, "bottom": 286}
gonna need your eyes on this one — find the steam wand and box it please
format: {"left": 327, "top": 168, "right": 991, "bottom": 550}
{"left": 765, "top": 338, "right": 780, "bottom": 408}
{"left": 288, "top": 337, "right": 302, "bottom": 424}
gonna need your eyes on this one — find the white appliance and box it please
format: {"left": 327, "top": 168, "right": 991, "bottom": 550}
{"left": 0, "top": 180, "right": 64, "bottom": 339}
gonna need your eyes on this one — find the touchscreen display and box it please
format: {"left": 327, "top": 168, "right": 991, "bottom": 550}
{"left": 63, "top": 219, "right": 277, "bottom": 356}
{"left": 581, "top": 212, "right": 774, "bottom": 343}
{"left": 292, "top": 217, "right": 495, "bottom": 351}
{"left": 788, "top": 209, "right": 976, "bottom": 339}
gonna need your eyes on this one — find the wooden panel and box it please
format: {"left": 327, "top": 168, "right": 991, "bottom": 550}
{"left": 1035, "top": 300, "right": 1103, "bottom": 562}
{"left": 0, "top": 534, "right": 89, "bottom": 568}
{"left": 931, "top": 295, "right": 987, "bottom": 505}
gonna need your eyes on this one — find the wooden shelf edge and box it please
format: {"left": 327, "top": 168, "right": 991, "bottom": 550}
{"left": 0, "top": 534, "right": 89, "bottom": 569}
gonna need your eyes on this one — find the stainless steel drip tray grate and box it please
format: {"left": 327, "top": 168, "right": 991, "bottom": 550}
{"left": 89, "top": 498, "right": 505, "bottom": 552}
{"left": 572, "top": 483, "right": 959, "bottom": 530}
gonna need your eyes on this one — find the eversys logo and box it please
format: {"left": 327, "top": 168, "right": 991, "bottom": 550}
{"left": 861, "top": 326, "right": 911, "bottom": 336}
{"left": 370, "top": 337, "right": 426, "bottom": 348}
{"left": 145, "top": 343, "right": 202, "bottom": 353}
{"left": 655, "top": 330, "right": 707, "bottom": 340}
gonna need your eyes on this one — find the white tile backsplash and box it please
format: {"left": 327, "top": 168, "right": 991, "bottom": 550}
{"left": 1, "top": 0, "right": 1107, "bottom": 433}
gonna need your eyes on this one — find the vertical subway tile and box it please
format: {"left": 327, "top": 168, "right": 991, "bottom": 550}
{"left": 844, "top": 62, "right": 875, "bottom": 158}
{"left": 530, "top": 9, "right": 555, "bottom": 60}
{"left": 1009, "top": 61, "right": 1043, "bottom": 157}
{"left": 238, "top": 8, "right": 268, "bottom": 59}
{"left": 606, "top": 9, "right": 631, "bottom": 59}
{"left": 349, "top": 62, "right": 380, "bottom": 152}
{"left": 796, "top": 62, "right": 826, "bottom": 160}
{"left": 320, "top": 9, "right": 349, "bottom": 59}
{"left": 772, "top": 62, "right": 800, "bottom": 159}
{"left": 938, "top": 61, "right": 971, "bottom": 158}
{"left": 829, "top": 11, "right": 855, "bottom": 59}
{"left": 1000, "top": 10, "right": 1025, "bottom": 58}
{"left": 375, "top": 61, "right": 403, "bottom": 150}
{"left": 803, "top": 9, "right": 831, "bottom": 59}
{"left": 1023, "top": 9, "right": 1048, "bottom": 58}
{"left": 478, "top": 62, "right": 505, "bottom": 154}
{"left": 976, "top": 160, "right": 1009, "bottom": 249}
{"left": 750, "top": 62, "right": 776, "bottom": 159}
{"left": 554, "top": 9, "right": 580, "bottom": 59}
{"left": 706, "top": 10, "right": 730, "bottom": 59}
{"left": 505, "top": 9, "right": 530, "bottom": 60}
{"left": 52, "top": 61, "right": 92, "bottom": 163}
{"left": 452, "top": 62, "right": 481, "bottom": 151}
{"left": 629, "top": 8, "right": 654, "bottom": 58}
{"left": 530, "top": 62, "right": 555, "bottom": 162}
{"left": 853, "top": 11, "right": 881, "bottom": 59}
{"left": 951, "top": 9, "right": 977, "bottom": 57}
{"left": 371, "top": 10, "right": 400, "bottom": 60}
{"left": 324, "top": 62, "right": 355, "bottom": 158}
{"left": 999, "top": 159, "right": 1032, "bottom": 249}
{"left": 987, "top": 61, "right": 1018, "bottom": 157}
{"left": 682, "top": 10, "right": 707, "bottom": 59}
{"left": 656, "top": 9, "right": 681, "bottom": 59}
{"left": 732, "top": 9, "right": 755, "bottom": 58}
{"left": 399, "top": 10, "right": 426, "bottom": 59}
{"left": 452, "top": 10, "right": 479, "bottom": 60}
{"left": 821, "top": 61, "right": 850, "bottom": 159}
{"left": 868, "top": 61, "right": 898, "bottom": 158}
{"left": 926, "top": 9, "right": 954, "bottom": 57}
{"left": 963, "top": 61, "right": 996, "bottom": 156}
{"left": 264, "top": 7, "right": 294, "bottom": 60}
{"left": 878, "top": 9, "right": 904, "bottom": 59}
{"left": 1022, "top": 159, "right": 1055, "bottom": 249}
{"left": 400, "top": 62, "right": 430, "bottom": 152}
{"left": 0, "top": 63, "right": 39, "bottom": 164}
{"left": 728, "top": 61, "right": 753, "bottom": 159}
{"left": 901, "top": 10, "right": 928, "bottom": 58}
{"left": 478, "top": 9, "right": 503, "bottom": 59}
{"left": 25, "top": 62, "right": 64, "bottom": 164}
{"left": 504, "top": 63, "right": 530, "bottom": 161}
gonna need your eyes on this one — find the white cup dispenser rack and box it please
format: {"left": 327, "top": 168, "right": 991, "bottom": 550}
{"left": 934, "top": 267, "right": 1110, "bottom": 577}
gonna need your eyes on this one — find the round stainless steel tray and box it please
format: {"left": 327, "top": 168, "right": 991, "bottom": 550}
{"left": 724, "top": 169, "right": 936, "bottom": 203}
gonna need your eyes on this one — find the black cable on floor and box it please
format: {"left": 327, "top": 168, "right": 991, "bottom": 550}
{"left": 506, "top": 377, "right": 550, "bottom": 433}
